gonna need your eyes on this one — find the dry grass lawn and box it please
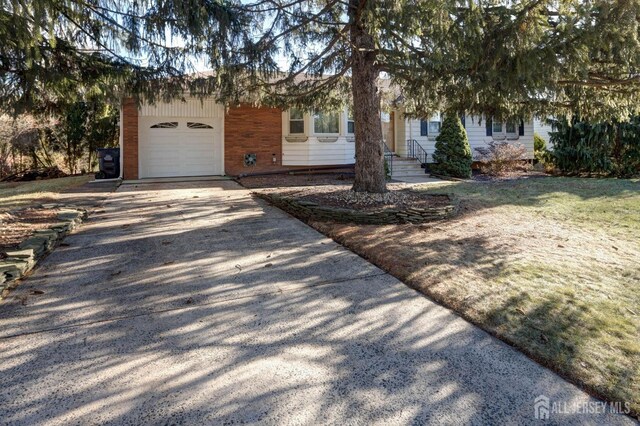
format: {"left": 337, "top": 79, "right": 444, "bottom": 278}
{"left": 306, "top": 176, "right": 639, "bottom": 415}
{"left": 0, "top": 176, "right": 93, "bottom": 249}
{"left": 0, "top": 175, "right": 92, "bottom": 211}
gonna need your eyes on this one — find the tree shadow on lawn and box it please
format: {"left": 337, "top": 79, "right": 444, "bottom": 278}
{"left": 486, "top": 291, "right": 640, "bottom": 416}
{"left": 417, "top": 176, "right": 639, "bottom": 214}
{"left": 302, "top": 175, "right": 640, "bottom": 418}
{"left": 313, "top": 216, "right": 640, "bottom": 418}
{"left": 0, "top": 181, "right": 634, "bottom": 424}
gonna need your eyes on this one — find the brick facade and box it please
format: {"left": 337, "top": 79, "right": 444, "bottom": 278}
{"left": 224, "top": 105, "right": 286, "bottom": 176}
{"left": 122, "top": 98, "right": 139, "bottom": 179}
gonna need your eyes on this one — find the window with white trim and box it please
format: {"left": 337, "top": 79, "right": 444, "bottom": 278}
{"left": 492, "top": 121, "right": 518, "bottom": 139}
{"left": 420, "top": 113, "right": 441, "bottom": 137}
{"left": 347, "top": 111, "right": 355, "bottom": 134}
{"left": 429, "top": 120, "right": 441, "bottom": 135}
{"left": 289, "top": 108, "right": 304, "bottom": 134}
{"left": 314, "top": 111, "right": 340, "bottom": 134}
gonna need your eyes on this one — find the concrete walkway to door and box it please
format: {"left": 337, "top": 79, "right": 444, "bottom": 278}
{"left": 0, "top": 181, "right": 635, "bottom": 425}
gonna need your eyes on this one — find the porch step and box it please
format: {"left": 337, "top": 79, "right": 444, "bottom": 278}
{"left": 390, "top": 157, "right": 428, "bottom": 177}
{"left": 392, "top": 157, "right": 422, "bottom": 163}
{"left": 392, "top": 163, "right": 426, "bottom": 171}
{"left": 392, "top": 171, "right": 429, "bottom": 178}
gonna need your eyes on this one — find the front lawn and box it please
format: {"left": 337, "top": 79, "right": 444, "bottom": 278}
{"left": 0, "top": 175, "right": 92, "bottom": 211}
{"left": 306, "top": 176, "right": 639, "bottom": 415}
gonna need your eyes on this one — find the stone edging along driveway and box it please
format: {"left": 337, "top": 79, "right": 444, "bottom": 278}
{"left": 0, "top": 207, "right": 87, "bottom": 298}
{"left": 254, "top": 192, "right": 457, "bottom": 224}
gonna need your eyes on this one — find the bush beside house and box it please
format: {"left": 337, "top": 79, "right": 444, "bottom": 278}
{"left": 475, "top": 141, "right": 530, "bottom": 176}
{"left": 431, "top": 115, "right": 472, "bottom": 178}
{"left": 534, "top": 133, "right": 547, "bottom": 162}
{"left": 550, "top": 116, "right": 640, "bottom": 177}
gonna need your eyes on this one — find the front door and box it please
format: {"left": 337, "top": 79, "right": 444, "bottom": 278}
{"left": 382, "top": 111, "right": 396, "bottom": 152}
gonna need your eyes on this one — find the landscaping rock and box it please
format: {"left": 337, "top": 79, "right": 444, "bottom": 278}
{"left": 256, "top": 193, "right": 456, "bottom": 225}
{"left": 57, "top": 209, "right": 86, "bottom": 222}
{"left": 19, "top": 237, "right": 49, "bottom": 256}
{"left": 3, "top": 249, "right": 36, "bottom": 260}
{"left": 0, "top": 207, "right": 87, "bottom": 299}
{"left": 0, "top": 260, "right": 31, "bottom": 279}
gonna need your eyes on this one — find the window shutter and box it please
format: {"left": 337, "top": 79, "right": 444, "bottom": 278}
{"left": 486, "top": 118, "right": 493, "bottom": 136}
{"left": 519, "top": 120, "right": 525, "bottom": 136}
{"left": 420, "top": 120, "right": 428, "bottom": 136}
{"left": 460, "top": 113, "right": 466, "bottom": 128}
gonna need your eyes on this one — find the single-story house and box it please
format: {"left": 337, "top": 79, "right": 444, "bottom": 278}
{"left": 119, "top": 96, "right": 535, "bottom": 180}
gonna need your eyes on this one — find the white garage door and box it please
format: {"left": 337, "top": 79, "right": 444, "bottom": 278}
{"left": 138, "top": 117, "right": 223, "bottom": 178}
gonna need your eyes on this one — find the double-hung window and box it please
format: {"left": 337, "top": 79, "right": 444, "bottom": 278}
{"left": 505, "top": 121, "right": 518, "bottom": 139}
{"left": 429, "top": 119, "right": 441, "bottom": 135}
{"left": 314, "top": 111, "right": 340, "bottom": 134}
{"left": 492, "top": 121, "right": 518, "bottom": 139}
{"left": 347, "top": 113, "right": 355, "bottom": 134}
{"left": 289, "top": 108, "right": 304, "bottom": 134}
{"left": 420, "top": 114, "right": 442, "bottom": 137}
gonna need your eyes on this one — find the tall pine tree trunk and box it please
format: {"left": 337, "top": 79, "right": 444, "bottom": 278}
{"left": 349, "top": 0, "right": 387, "bottom": 193}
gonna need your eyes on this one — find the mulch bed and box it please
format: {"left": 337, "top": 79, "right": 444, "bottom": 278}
{"left": 0, "top": 209, "right": 60, "bottom": 250}
{"left": 243, "top": 173, "right": 455, "bottom": 219}
{"left": 277, "top": 186, "right": 451, "bottom": 211}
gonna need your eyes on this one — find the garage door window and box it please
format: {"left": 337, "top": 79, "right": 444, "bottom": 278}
{"left": 150, "top": 122, "right": 178, "bottom": 129}
{"left": 187, "top": 122, "right": 214, "bottom": 129}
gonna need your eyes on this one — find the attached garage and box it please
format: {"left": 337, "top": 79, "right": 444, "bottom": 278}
{"left": 138, "top": 117, "right": 222, "bottom": 178}
{"left": 134, "top": 98, "right": 225, "bottom": 179}
{"left": 121, "top": 98, "right": 295, "bottom": 180}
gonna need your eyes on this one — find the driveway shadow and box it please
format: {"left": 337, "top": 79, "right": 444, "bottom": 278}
{"left": 0, "top": 181, "right": 635, "bottom": 425}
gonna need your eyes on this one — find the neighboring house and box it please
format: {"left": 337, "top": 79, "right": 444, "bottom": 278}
{"left": 119, "top": 94, "right": 534, "bottom": 180}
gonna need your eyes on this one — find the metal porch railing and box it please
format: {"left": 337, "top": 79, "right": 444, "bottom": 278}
{"left": 406, "top": 139, "right": 429, "bottom": 170}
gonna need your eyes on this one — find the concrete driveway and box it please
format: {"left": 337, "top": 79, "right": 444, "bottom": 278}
{"left": 0, "top": 180, "right": 635, "bottom": 425}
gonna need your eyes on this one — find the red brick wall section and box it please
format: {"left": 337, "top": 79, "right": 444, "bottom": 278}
{"left": 224, "top": 105, "right": 286, "bottom": 176}
{"left": 122, "top": 98, "right": 139, "bottom": 180}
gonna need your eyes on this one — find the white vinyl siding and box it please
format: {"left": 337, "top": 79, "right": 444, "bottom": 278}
{"left": 139, "top": 98, "right": 224, "bottom": 118}
{"left": 282, "top": 141, "right": 355, "bottom": 165}
{"left": 403, "top": 115, "right": 534, "bottom": 162}
{"left": 281, "top": 108, "right": 355, "bottom": 166}
{"left": 534, "top": 118, "right": 554, "bottom": 146}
